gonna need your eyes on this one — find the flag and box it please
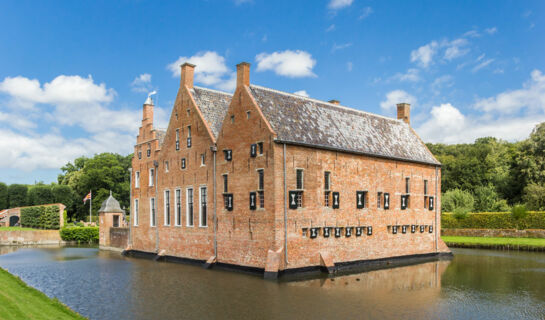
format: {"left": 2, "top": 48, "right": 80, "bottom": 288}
{"left": 83, "top": 192, "right": 91, "bottom": 203}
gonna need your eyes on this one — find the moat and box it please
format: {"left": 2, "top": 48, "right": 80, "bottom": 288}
{"left": 0, "top": 246, "right": 544, "bottom": 320}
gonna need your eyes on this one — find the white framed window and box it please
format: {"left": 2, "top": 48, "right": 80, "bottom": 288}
{"left": 175, "top": 189, "right": 181, "bottom": 226}
{"left": 133, "top": 199, "right": 139, "bottom": 226}
{"left": 164, "top": 190, "right": 171, "bottom": 226}
{"left": 135, "top": 171, "right": 140, "bottom": 188}
{"left": 199, "top": 186, "right": 207, "bottom": 227}
{"left": 200, "top": 154, "right": 206, "bottom": 166}
{"left": 165, "top": 161, "right": 169, "bottom": 173}
{"left": 257, "top": 169, "right": 264, "bottom": 209}
{"left": 175, "top": 129, "right": 180, "bottom": 151}
{"left": 150, "top": 197, "right": 156, "bottom": 227}
{"left": 149, "top": 168, "right": 155, "bottom": 186}
{"left": 186, "top": 188, "right": 194, "bottom": 227}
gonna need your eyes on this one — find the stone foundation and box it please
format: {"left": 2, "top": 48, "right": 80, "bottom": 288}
{"left": 442, "top": 228, "right": 545, "bottom": 238}
{"left": 0, "top": 229, "right": 64, "bottom": 245}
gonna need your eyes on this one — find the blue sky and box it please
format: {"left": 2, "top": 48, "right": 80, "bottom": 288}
{"left": 0, "top": 0, "right": 544, "bottom": 184}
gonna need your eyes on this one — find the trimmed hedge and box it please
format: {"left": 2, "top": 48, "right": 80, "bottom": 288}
{"left": 442, "top": 211, "right": 545, "bottom": 230}
{"left": 59, "top": 227, "right": 99, "bottom": 243}
{"left": 20, "top": 205, "right": 60, "bottom": 229}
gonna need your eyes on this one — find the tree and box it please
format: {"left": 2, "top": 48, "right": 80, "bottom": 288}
{"left": 516, "top": 123, "right": 545, "bottom": 188}
{"left": 473, "top": 185, "right": 509, "bottom": 212}
{"left": 442, "top": 189, "right": 474, "bottom": 212}
{"left": 522, "top": 184, "right": 545, "bottom": 211}
{"left": 27, "top": 184, "right": 55, "bottom": 206}
{"left": 8, "top": 184, "right": 28, "bottom": 208}
{"left": 0, "top": 182, "right": 8, "bottom": 210}
{"left": 51, "top": 184, "right": 74, "bottom": 208}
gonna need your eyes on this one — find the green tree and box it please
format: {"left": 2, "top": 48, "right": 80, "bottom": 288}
{"left": 522, "top": 184, "right": 545, "bottom": 211}
{"left": 27, "top": 184, "right": 55, "bottom": 206}
{"left": 516, "top": 123, "right": 545, "bottom": 188}
{"left": 0, "top": 182, "right": 8, "bottom": 210}
{"left": 442, "top": 189, "right": 474, "bottom": 212}
{"left": 8, "top": 184, "right": 28, "bottom": 208}
{"left": 473, "top": 185, "right": 509, "bottom": 212}
{"left": 51, "top": 184, "right": 74, "bottom": 208}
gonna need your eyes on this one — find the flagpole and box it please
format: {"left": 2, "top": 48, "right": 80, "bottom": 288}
{"left": 89, "top": 190, "right": 92, "bottom": 224}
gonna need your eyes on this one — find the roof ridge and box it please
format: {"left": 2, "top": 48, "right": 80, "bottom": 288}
{"left": 250, "top": 84, "right": 401, "bottom": 123}
{"left": 193, "top": 86, "right": 233, "bottom": 96}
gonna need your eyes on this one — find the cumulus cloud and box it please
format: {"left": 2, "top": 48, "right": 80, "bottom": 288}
{"left": 444, "top": 38, "right": 470, "bottom": 60}
{"left": 485, "top": 27, "right": 497, "bottom": 35}
{"left": 380, "top": 90, "right": 417, "bottom": 112}
{"left": 167, "top": 51, "right": 235, "bottom": 91}
{"left": 391, "top": 68, "right": 420, "bottom": 82}
{"left": 255, "top": 50, "right": 316, "bottom": 78}
{"left": 293, "top": 90, "right": 309, "bottom": 97}
{"left": 410, "top": 41, "right": 439, "bottom": 68}
{"left": 328, "top": 0, "right": 353, "bottom": 10}
{"left": 359, "top": 7, "right": 373, "bottom": 20}
{"left": 472, "top": 58, "right": 494, "bottom": 73}
{"left": 131, "top": 73, "right": 152, "bottom": 93}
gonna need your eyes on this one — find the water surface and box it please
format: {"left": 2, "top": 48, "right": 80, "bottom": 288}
{"left": 0, "top": 247, "right": 543, "bottom": 319}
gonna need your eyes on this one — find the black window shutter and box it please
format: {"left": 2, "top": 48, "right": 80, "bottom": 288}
{"left": 420, "top": 225, "right": 425, "bottom": 233}
{"left": 356, "top": 227, "right": 363, "bottom": 237}
{"left": 249, "top": 192, "right": 256, "bottom": 210}
{"left": 393, "top": 225, "right": 398, "bottom": 234}
{"left": 402, "top": 225, "right": 407, "bottom": 234}
{"left": 250, "top": 144, "right": 257, "bottom": 157}
{"left": 187, "top": 137, "right": 192, "bottom": 148}
{"left": 226, "top": 194, "right": 233, "bottom": 211}
{"left": 367, "top": 226, "right": 373, "bottom": 236}
{"left": 224, "top": 150, "right": 232, "bottom": 161}
{"left": 345, "top": 227, "right": 353, "bottom": 237}
{"left": 429, "top": 225, "right": 434, "bottom": 233}
{"left": 310, "top": 227, "right": 318, "bottom": 238}
{"left": 332, "top": 192, "right": 340, "bottom": 209}
{"left": 384, "top": 193, "right": 390, "bottom": 209}
{"left": 181, "top": 158, "right": 186, "bottom": 169}
{"left": 429, "top": 196, "right": 434, "bottom": 210}
{"left": 288, "top": 191, "right": 298, "bottom": 209}
{"left": 411, "top": 225, "right": 416, "bottom": 233}
{"left": 356, "top": 191, "right": 365, "bottom": 209}
{"left": 334, "top": 227, "right": 342, "bottom": 237}
{"left": 323, "top": 227, "right": 331, "bottom": 238}
{"left": 401, "top": 195, "right": 407, "bottom": 210}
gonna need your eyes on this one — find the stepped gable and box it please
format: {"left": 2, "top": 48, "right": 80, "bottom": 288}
{"left": 191, "top": 86, "right": 232, "bottom": 139}
{"left": 249, "top": 85, "right": 440, "bottom": 166}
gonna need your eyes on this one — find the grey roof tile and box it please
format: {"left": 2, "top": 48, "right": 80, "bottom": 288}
{"left": 191, "top": 86, "right": 232, "bottom": 139}
{"left": 249, "top": 85, "right": 440, "bottom": 165}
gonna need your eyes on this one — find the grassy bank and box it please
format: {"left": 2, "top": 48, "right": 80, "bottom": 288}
{"left": 0, "top": 226, "right": 39, "bottom": 231}
{"left": 442, "top": 236, "right": 545, "bottom": 250}
{"left": 0, "top": 268, "right": 84, "bottom": 319}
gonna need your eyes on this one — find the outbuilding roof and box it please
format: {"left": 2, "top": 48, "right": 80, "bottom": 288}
{"left": 98, "top": 192, "right": 125, "bottom": 214}
{"left": 249, "top": 85, "right": 440, "bottom": 166}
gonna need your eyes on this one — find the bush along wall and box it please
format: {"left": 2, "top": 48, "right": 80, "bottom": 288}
{"left": 442, "top": 212, "right": 545, "bottom": 230}
{"left": 20, "top": 205, "right": 60, "bottom": 229}
{"left": 59, "top": 227, "right": 99, "bottom": 243}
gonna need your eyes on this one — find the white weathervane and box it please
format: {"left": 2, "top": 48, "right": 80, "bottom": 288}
{"left": 145, "top": 90, "right": 157, "bottom": 105}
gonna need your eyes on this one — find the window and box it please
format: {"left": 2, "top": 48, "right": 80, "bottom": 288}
{"left": 175, "top": 129, "right": 180, "bottom": 151}
{"left": 357, "top": 191, "right": 367, "bottom": 209}
{"left": 186, "top": 188, "right": 194, "bottom": 227}
{"left": 377, "top": 192, "right": 382, "bottom": 208}
{"left": 200, "top": 154, "right": 206, "bottom": 166}
{"left": 187, "top": 126, "right": 192, "bottom": 148}
{"left": 324, "top": 172, "right": 331, "bottom": 207}
{"left": 405, "top": 177, "right": 410, "bottom": 194}
{"left": 230, "top": 115, "right": 235, "bottom": 123}
{"left": 424, "top": 195, "right": 428, "bottom": 209}
{"left": 150, "top": 197, "right": 156, "bottom": 227}
{"left": 257, "top": 169, "right": 264, "bottom": 208}
{"left": 246, "top": 111, "right": 251, "bottom": 119}
{"left": 424, "top": 180, "right": 428, "bottom": 195}
{"left": 147, "top": 143, "right": 151, "bottom": 157}
{"left": 138, "top": 151, "right": 142, "bottom": 159}
{"left": 187, "top": 109, "right": 190, "bottom": 116}
{"left": 113, "top": 215, "right": 119, "bottom": 228}
{"left": 181, "top": 158, "right": 186, "bottom": 169}
{"left": 175, "top": 189, "right": 181, "bottom": 226}
{"left": 164, "top": 190, "right": 171, "bottom": 226}
{"left": 149, "top": 168, "right": 155, "bottom": 186}
{"left": 258, "top": 142, "right": 263, "bottom": 155}
{"left": 199, "top": 187, "right": 207, "bottom": 227}
{"left": 165, "top": 161, "right": 169, "bottom": 173}
{"left": 133, "top": 199, "right": 139, "bottom": 226}
{"left": 223, "top": 174, "right": 228, "bottom": 193}
{"left": 296, "top": 169, "right": 304, "bottom": 190}
{"left": 135, "top": 171, "right": 140, "bottom": 188}
{"left": 296, "top": 192, "right": 304, "bottom": 208}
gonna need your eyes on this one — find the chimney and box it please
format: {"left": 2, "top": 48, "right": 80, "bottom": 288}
{"left": 180, "top": 62, "right": 195, "bottom": 88}
{"left": 236, "top": 62, "right": 250, "bottom": 87}
{"left": 397, "top": 103, "right": 410, "bottom": 125}
{"left": 143, "top": 97, "right": 154, "bottom": 124}
{"left": 328, "top": 99, "right": 340, "bottom": 105}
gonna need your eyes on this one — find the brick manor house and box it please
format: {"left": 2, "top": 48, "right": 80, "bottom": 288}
{"left": 128, "top": 62, "right": 451, "bottom": 278}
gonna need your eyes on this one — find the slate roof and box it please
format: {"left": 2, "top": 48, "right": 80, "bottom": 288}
{"left": 98, "top": 192, "right": 125, "bottom": 214}
{"left": 249, "top": 85, "right": 440, "bottom": 166}
{"left": 191, "top": 86, "right": 232, "bottom": 139}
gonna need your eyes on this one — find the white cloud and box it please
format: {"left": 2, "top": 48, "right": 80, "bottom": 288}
{"left": 485, "top": 27, "right": 497, "bottom": 35}
{"left": 359, "top": 7, "right": 373, "bottom": 20}
{"left": 431, "top": 75, "right": 454, "bottom": 94}
{"left": 380, "top": 90, "right": 417, "bottom": 112}
{"left": 331, "top": 42, "right": 353, "bottom": 53}
{"left": 328, "top": 0, "right": 353, "bottom": 10}
{"left": 410, "top": 41, "right": 439, "bottom": 68}
{"left": 474, "top": 69, "right": 545, "bottom": 114}
{"left": 294, "top": 90, "right": 309, "bottom": 97}
{"left": 131, "top": 73, "right": 152, "bottom": 93}
{"left": 472, "top": 58, "right": 494, "bottom": 73}
{"left": 463, "top": 30, "right": 481, "bottom": 38}
{"left": 167, "top": 51, "right": 235, "bottom": 91}
{"left": 444, "top": 38, "right": 470, "bottom": 60}
{"left": 255, "top": 50, "right": 316, "bottom": 78}
{"left": 234, "top": 0, "right": 252, "bottom": 5}
{"left": 326, "top": 24, "right": 336, "bottom": 32}
{"left": 391, "top": 68, "right": 420, "bottom": 82}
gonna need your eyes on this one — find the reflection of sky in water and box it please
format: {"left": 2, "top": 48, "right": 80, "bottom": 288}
{"left": 0, "top": 247, "right": 544, "bottom": 320}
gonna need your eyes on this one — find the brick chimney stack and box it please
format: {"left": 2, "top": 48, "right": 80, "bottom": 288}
{"left": 328, "top": 99, "right": 340, "bottom": 105}
{"left": 397, "top": 103, "right": 410, "bottom": 125}
{"left": 143, "top": 96, "right": 154, "bottom": 125}
{"left": 237, "top": 62, "right": 250, "bottom": 87}
{"left": 181, "top": 62, "right": 195, "bottom": 89}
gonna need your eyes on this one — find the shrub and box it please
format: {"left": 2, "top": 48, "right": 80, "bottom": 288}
{"left": 523, "top": 184, "right": 545, "bottom": 211}
{"left": 511, "top": 204, "right": 528, "bottom": 220}
{"left": 453, "top": 207, "right": 469, "bottom": 220}
{"left": 473, "top": 185, "right": 510, "bottom": 212}
{"left": 60, "top": 227, "right": 99, "bottom": 243}
{"left": 442, "top": 211, "right": 545, "bottom": 229}
{"left": 20, "top": 205, "right": 60, "bottom": 229}
{"left": 442, "top": 189, "right": 474, "bottom": 212}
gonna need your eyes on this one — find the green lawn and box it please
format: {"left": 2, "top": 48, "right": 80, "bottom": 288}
{"left": 442, "top": 236, "right": 545, "bottom": 248}
{"left": 0, "top": 226, "right": 39, "bottom": 231}
{"left": 0, "top": 268, "right": 84, "bottom": 319}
